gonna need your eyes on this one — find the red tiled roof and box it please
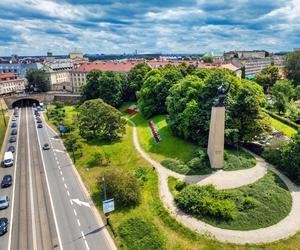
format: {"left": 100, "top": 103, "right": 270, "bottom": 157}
{"left": 0, "top": 73, "right": 16, "bottom": 79}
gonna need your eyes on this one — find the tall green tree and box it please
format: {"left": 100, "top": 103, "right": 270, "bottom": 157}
{"left": 272, "top": 80, "right": 295, "bottom": 101}
{"left": 122, "top": 63, "right": 151, "bottom": 101}
{"left": 77, "top": 99, "right": 126, "bottom": 140}
{"left": 285, "top": 51, "right": 300, "bottom": 85}
{"left": 254, "top": 66, "right": 280, "bottom": 92}
{"left": 26, "top": 69, "right": 50, "bottom": 92}
{"left": 81, "top": 70, "right": 123, "bottom": 107}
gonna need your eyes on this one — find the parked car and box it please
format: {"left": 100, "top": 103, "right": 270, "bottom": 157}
{"left": 11, "top": 122, "right": 17, "bottom": 128}
{"left": 43, "top": 143, "right": 50, "bottom": 150}
{"left": 3, "top": 151, "right": 13, "bottom": 167}
{"left": 1, "top": 175, "right": 12, "bottom": 188}
{"left": 0, "top": 196, "right": 9, "bottom": 209}
{"left": 0, "top": 218, "right": 8, "bottom": 236}
{"left": 9, "top": 136, "right": 16, "bottom": 143}
{"left": 37, "top": 124, "right": 43, "bottom": 128}
{"left": 12, "top": 117, "right": 17, "bottom": 122}
{"left": 10, "top": 129, "right": 17, "bottom": 135}
{"left": 7, "top": 146, "right": 15, "bottom": 153}
{"left": 37, "top": 119, "right": 42, "bottom": 124}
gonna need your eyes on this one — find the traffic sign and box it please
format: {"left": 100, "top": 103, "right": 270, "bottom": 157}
{"left": 103, "top": 198, "right": 115, "bottom": 213}
{"left": 59, "top": 125, "right": 65, "bottom": 132}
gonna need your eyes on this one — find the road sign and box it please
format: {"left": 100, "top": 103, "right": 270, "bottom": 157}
{"left": 59, "top": 125, "right": 65, "bottom": 132}
{"left": 103, "top": 198, "right": 115, "bottom": 214}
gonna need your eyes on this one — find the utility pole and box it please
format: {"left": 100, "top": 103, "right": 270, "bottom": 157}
{"left": 71, "top": 138, "right": 76, "bottom": 163}
{"left": 102, "top": 177, "right": 110, "bottom": 226}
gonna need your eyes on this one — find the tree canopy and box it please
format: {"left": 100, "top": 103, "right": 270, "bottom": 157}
{"left": 77, "top": 99, "right": 126, "bottom": 140}
{"left": 81, "top": 70, "right": 123, "bottom": 107}
{"left": 254, "top": 65, "right": 280, "bottom": 92}
{"left": 26, "top": 68, "right": 50, "bottom": 92}
{"left": 285, "top": 51, "right": 300, "bottom": 85}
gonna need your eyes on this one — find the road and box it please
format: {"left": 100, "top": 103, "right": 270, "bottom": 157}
{"left": 0, "top": 107, "right": 116, "bottom": 250}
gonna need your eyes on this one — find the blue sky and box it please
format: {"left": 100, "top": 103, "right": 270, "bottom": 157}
{"left": 0, "top": 0, "right": 299, "bottom": 55}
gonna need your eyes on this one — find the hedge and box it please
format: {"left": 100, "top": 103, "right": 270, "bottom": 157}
{"left": 263, "top": 109, "right": 300, "bottom": 131}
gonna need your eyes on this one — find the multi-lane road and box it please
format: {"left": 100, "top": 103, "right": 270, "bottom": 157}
{"left": 0, "top": 107, "right": 116, "bottom": 250}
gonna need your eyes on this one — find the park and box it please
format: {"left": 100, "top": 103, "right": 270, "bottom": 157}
{"left": 43, "top": 52, "right": 300, "bottom": 250}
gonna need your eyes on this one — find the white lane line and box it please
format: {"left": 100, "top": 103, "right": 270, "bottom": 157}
{"left": 64, "top": 183, "right": 68, "bottom": 189}
{"left": 56, "top": 160, "right": 59, "bottom": 165}
{"left": 27, "top": 108, "right": 38, "bottom": 250}
{"left": 34, "top": 109, "right": 64, "bottom": 250}
{"left": 8, "top": 109, "right": 22, "bottom": 250}
{"left": 81, "top": 232, "right": 90, "bottom": 250}
{"left": 77, "top": 219, "right": 81, "bottom": 227}
{"left": 62, "top": 177, "right": 65, "bottom": 182}
{"left": 70, "top": 200, "right": 73, "bottom": 205}
{"left": 58, "top": 166, "right": 61, "bottom": 170}
{"left": 67, "top": 190, "right": 70, "bottom": 196}
{"left": 73, "top": 209, "right": 77, "bottom": 216}
{"left": 59, "top": 171, "right": 63, "bottom": 175}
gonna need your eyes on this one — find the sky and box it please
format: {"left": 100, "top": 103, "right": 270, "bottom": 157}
{"left": 0, "top": 0, "right": 299, "bottom": 56}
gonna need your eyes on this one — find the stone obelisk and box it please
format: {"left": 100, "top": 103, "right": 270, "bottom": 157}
{"left": 207, "top": 82, "right": 231, "bottom": 169}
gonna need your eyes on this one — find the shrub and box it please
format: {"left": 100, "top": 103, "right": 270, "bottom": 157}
{"left": 160, "top": 159, "right": 189, "bottom": 174}
{"left": 262, "top": 138, "right": 287, "bottom": 166}
{"left": 100, "top": 168, "right": 141, "bottom": 207}
{"left": 133, "top": 168, "right": 148, "bottom": 184}
{"left": 92, "top": 151, "right": 110, "bottom": 166}
{"left": 240, "top": 197, "right": 257, "bottom": 210}
{"left": 174, "top": 180, "right": 186, "bottom": 192}
{"left": 118, "top": 217, "right": 164, "bottom": 250}
{"left": 54, "top": 101, "right": 64, "bottom": 109}
{"left": 175, "top": 184, "right": 236, "bottom": 220}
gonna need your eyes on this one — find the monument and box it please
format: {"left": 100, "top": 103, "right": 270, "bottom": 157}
{"left": 207, "top": 82, "right": 231, "bottom": 169}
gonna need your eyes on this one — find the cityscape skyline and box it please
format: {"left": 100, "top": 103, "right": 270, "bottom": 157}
{"left": 0, "top": 0, "right": 299, "bottom": 55}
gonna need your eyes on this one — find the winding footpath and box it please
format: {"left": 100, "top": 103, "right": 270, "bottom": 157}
{"left": 129, "top": 120, "right": 300, "bottom": 244}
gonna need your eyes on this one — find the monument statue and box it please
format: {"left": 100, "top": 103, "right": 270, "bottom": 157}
{"left": 213, "top": 82, "right": 232, "bottom": 107}
{"left": 207, "top": 81, "right": 231, "bottom": 169}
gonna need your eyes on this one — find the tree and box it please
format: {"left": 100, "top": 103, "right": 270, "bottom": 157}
{"left": 137, "top": 67, "right": 183, "bottom": 118}
{"left": 81, "top": 70, "right": 123, "bottom": 107}
{"left": 241, "top": 66, "right": 246, "bottom": 79}
{"left": 202, "top": 56, "right": 213, "bottom": 63}
{"left": 295, "top": 85, "right": 300, "bottom": 100}
{"left": 77, "top": 99, "right": 126, "bottom": 140}
{"left": 26, "top": 68, "right": 50, "bottom": 92}
{"left": 100, "top": 168, "right": 141, "bottom": 207}
{"left": 285, "top": 51, "right": 300, "bottom": 85}
{"left": 272, "top": 80, "right": 295, "bottom": 101}
{"left": 254, "top": 66, "right": 280, "bottom": 93}
{"left": 122, "top": 63, "right": 151, "bottom": 101}
{"left": 274, "top": 92, "right": 288, "bottom": 114}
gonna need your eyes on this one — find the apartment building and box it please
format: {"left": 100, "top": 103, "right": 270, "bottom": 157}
{"left": 0, "top": 73, "right": 26, "bottom": 95}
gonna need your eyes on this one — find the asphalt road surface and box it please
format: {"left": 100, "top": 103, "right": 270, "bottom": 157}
{"left": 0, "top": 107, "right": 115, "bottom": 250}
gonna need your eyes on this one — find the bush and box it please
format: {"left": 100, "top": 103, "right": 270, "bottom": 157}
{"left": 240, "top": 197, "right": 257, "bottom": 211}
{"left": 133, "top": 168, "right": 148, "bottom": 184}
{"left": 175, "top": 184, "right": 236, "bottom": 221}
{"left": 92, "top": 151, "right": 110, "bottom": 166}
{"left": 118, "top": 217, "right": 164, "bottom": 250}
{"left": 263, "top": 109, "right": 300, "bottom": 130}
{"left": 54, "top": 101, "right": 64, "bottom": 109}
{"left": 100, "top": 168, "right": 141, "bottom": 207}
{"left": 174, "top": 180, "right": 186, "bottom": 192}
{"left": 160, "top": 159, "right": 189, "bottom": 174}
{"left": 262, "top": 138, "right": 287, "bottom": 166}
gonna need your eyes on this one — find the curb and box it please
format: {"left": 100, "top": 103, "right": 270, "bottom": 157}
{"left": 0, "top": 111, "right": 11, "bottom": 161}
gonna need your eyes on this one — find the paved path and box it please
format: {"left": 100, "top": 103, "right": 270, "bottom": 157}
{"left": 129, "top": 120, "right": 300, "bottom": 244}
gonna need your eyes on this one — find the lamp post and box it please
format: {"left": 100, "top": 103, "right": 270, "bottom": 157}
{"left": 102, "top": 177, "right": 110, "bottom": 226}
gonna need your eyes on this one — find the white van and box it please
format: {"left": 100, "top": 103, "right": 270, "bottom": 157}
{"left": 3, "top": 151, "right": 13, "bottom": 167}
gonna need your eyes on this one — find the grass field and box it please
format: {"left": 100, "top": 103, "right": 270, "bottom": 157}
{"left": 46, "top": 104, "right": 300, "bottom": 250}
{"left": 169, "top": 172, "right": 292, "bottom": 230}
{"left": 268, "top": 115, "right": 297, "bottom": 138}
{"left": 0, "top": 113, "right": 8, "bottom": 151}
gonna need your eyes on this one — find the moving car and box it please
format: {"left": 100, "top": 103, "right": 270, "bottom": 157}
{"left": 9, "top": 136, "right": 16, "bottom": 143}
{"left": 43, "top": 143, "right": 50, "bottom": 150}
{"left": 0, "top": 196, "right": 9, "bottom": 209}
{"left": 3, "top": 151, "right": 13, "bottom": 167}
{"left": 11, "top": 122, "right": 17, "bottom": 128}
{"left": 0, "top": 218, "right": 8, "bottom": 236}
{"left": 1, "top": 175, "right": 12, "bottom": 188}
{"left": 10, "top": 129, "right": 17, "bottom": 135}
{"left": 37, "top": 124, "right": 43, "bottom": 128}
{"left": 7, "top": 145, "right": 15, "bottom": 153}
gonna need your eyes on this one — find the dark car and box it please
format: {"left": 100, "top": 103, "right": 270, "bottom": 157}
{"left": 13, "top": 112, "right": 18, "bottom": 117}
{"left": 37, "top": 124, "right": 43, "bottom": 128}
{"left": 37, "top": 119, "right": 42, "bottom": 124}
{"left": 7, "top": 146, "right": 15, "bottom": 153}
{"left": 0, "top": 218, "right": 8, "bottom": 236}
{"left": 43, "top": 143, "right": 50, "bottom": 150}
{"left": 10, "top": 129, "right": 17, "bottom": 135}
{"left": 1, "top": 175, "right": 12, "bottom": 188}
{"left": 11, "top": 122, "right": 17, "bottom": 128}
{"left": 9, "top": 136, "right": 16, "bottom": 143}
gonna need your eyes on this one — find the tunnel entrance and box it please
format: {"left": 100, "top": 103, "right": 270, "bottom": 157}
{"left": 12, "top": 98, "right": 40, "bottom": 108}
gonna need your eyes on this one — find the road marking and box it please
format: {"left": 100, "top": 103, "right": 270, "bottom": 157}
{"left": 26, "top": 108, "right": 38, "bottom": 250}
{"left": 60, "top": 171, "right": 63, "bottom": 175}
{"left": 34, "top": 109, "right": 64, "bottom": 250}
{"left": 8, "top": 109, "right": 22, "bottom": 250}
{"left": 56, "top": 160, "right": 59, "bottom": 165}
{"left": 73, "top": 209, "right": 77, "bottom": 216}
{"left": 70, "top": 200, "right": 73, "bottom": 205}
{"left": 54, "top": 149, "right": 65, "bottom": 154}
{"left": 81, "top": 231, "right": 90, "bottom": 250}
{"left": 54, "top": 155, "right": 58, "bottom": 160}
{"left": 62, "top": 177, "right": 65, "bottom": 182}
{"left": 64, "top": 183, "right": 68, "bottom": 189}
{"left": 71, "top": 199, "right": 91, "bottom": 208}
{"left": 77, "top": 219, "right": 81, "bottom": 227}
{"left": 67, "top": 190, "right": 70, "bottom": 196}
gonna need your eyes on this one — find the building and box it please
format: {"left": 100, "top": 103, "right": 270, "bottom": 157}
{"left": 42, "top": 60, "right": 73, "bottom": 91}
{"left": 69, "top": 51, "right": 89, "bottom": 68}
{"left": 0, "top": 73, "right": 26, "bottom": 95}
{"left": 225, "top": 50, "right": 267, "bottom": 60}
{"left": 0, "top": 63, "right": 42, "bottom": 77}
{"left": 203, "top": 51, "right": 225, "bottom": 64}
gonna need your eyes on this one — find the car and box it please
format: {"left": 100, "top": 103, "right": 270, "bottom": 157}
{"left": 37, "top": 119, "right": 42, "bottom": 123}
{"left": 0, "top": 196, "right": 9, "bottom": 209}
{"left": 11, "top": 122, "right": 17, "bottom": 128}
{"left": 0, "top": 218, "right": 8, "bottom": 236}
{"left": 43, "top": 143, "right": 50, "bottom": 150}
{"left": 13, "top": 112, "right": 18, "bottom": 117}
{"left": 10, "top": 129, "right": 17, "bottom": 135}
{"left": 35, "top": 113, "right": 40, "bottom": 117}
{"left": 12, "top": 117, "right": 17, "bottom": 122}
{"left": 7, "top": 146, "right": 15, "bottom": 153}
{"left": 1, "top": 175, "right": 12, "bottom": 188}
{"left": 9, "top": 136, "right": 16, "bottom": 143}
{"left": 37, "top": 124, "right": 43, "bottom": 128}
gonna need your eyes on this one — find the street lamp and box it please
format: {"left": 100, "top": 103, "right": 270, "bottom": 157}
{"left": 102, "top": 177, "right": 110, "bottom": 226}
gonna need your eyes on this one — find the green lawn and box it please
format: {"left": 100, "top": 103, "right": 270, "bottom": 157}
{"left": 169, "top": 172, "right": 292, "bottom": 230}
{"left": 0, "top": 114, "right": 8, "bottom": 151}
{"left": 268, "top": 115, "right": 297, "bottom": 138}
{"left": 46, "top": 104, "right": 300, "bottom": 250}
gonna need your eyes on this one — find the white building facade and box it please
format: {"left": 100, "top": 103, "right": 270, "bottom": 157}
{"left": 0, "top": 73, "right": 26, "bottom": 95}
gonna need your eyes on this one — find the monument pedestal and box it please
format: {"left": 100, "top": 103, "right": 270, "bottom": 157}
{"left": 207, "top": 106, "right": 225, "bottom": 169}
